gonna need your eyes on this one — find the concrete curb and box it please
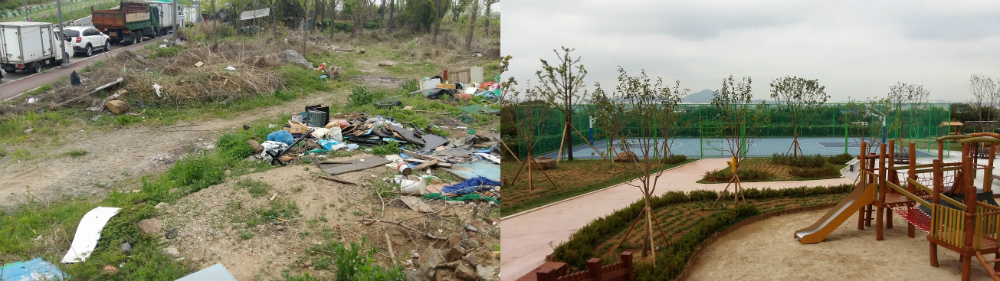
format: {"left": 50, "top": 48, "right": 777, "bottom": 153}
{"left": 500, "top": 160, "right": 700, "bottom": 221}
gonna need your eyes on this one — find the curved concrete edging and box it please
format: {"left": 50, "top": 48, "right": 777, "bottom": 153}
{"left": 673, "top": 203, "right": 837, "bottom": 280}
{"left": 500, "top": 160, "right": 699, "bottom": 221}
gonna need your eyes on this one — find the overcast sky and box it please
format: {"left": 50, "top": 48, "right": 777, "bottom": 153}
{"left": 500, "top": 0, "right": 1000, "bottom": 102}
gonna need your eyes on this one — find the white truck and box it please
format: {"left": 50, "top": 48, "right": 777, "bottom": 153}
{"left": 0, "top": 22, "right": 73, "bottom": 77}
{"left": 145, "top": 0, "right": 176, "bottom": 37}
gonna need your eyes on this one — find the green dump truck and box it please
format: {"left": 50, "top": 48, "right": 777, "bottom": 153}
{"left": 92, "top": 2, "right": 159, "bottom": 45}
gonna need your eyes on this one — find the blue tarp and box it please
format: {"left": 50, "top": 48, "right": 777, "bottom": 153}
{"left": 266, "top": 130, "right": 294, "bottom": 145}
{"left": 441, "top": 177, "right": 501, "bottom": 195}
{"left": 0, "top": 258, "right": 67, "bottom": 281}
{"left": 445, "top": 161, "right": 500, "bottom": 182}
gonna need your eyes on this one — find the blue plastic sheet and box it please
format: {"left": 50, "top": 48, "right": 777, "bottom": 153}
{"left": 266, "top": 130, "right": 294, "bottom": 145}
{"left": 0, "top": 258, "right": 67, "bottom": 281}
{"left": 441, "top": 177, "right": 501, "bottom": 195}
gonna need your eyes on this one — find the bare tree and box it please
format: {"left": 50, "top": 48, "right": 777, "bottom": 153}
{"left": 535, "top": 47, "right": 588, "bottom": 162}
{"left": 599, "top": 67, "right": 687, "bottom": 263}
{"left": 711, "top": 76, "right": 769, "bottom": 206}
{"left": 482, "top": 0, "right": 495, "bottom": 36}
{"left": 887, "top": 82, "right": 930, "bottom": 144}
{"left": 769, "top": 76, "right": 829, "bottom": 157}
{"left": 970, "top": 74, "right": 1000, "bottom": 132}
{"left": 464, "top": 0, "right": 478, "bottom": 51}
{"left": 432, "top": 0, "right": 441, "bottom": 44}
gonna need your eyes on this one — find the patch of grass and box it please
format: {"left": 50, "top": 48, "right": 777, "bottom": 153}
{"left": 236, "top": 178, "right": 271, "bottom": 198}
{"left": 24, "top": 84, "right": 53, "bottom": 96}
{"left": 239, "top": 231, "right": 254, "bottom": 240}
{"left": 66, "top": 149, "right": 88, "bottom": 158}
{"left": 502, "top": 159, "right": 696, "bottom": 217}
{"left": 148, "top": 45, "right": 182, "bottom": 59}
{"left": 348, "top": 86, "right": 387, "bottom": 107}
{"left": 299, "top": 237, "right": 405, "bottom": 281}
{"left": 371, "top": 140, "right": 402, "bottom": 156}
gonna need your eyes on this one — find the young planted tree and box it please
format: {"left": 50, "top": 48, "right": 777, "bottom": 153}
{"left": 506, "top": 82, "right": 559, "bottom": 192}
{"left": 590, "top": 83, "right": 628, "bottom": 172}
{"left": 711, "top": 76, "right": 768, "bottom": 206}
{"left": 770, "top": 76, "right": 828, "bottom": 157}
{"left": 598, "top": 67, "right": 687, "bottom": 263}
{"left": 842, "top": 97, "right": 888, "bottom": 155}
{"left": 969, "top": 74, "right": 1000, "bottom": 132}
{"left": 535, "top": 47, "right": 587, "bottom": 162}
{"left": 886, "top": 82, "right": 930, "bottom": 144}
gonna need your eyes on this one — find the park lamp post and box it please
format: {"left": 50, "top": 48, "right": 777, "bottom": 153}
{"left": 57, "top": 0, "right": 68, "bottom": 68}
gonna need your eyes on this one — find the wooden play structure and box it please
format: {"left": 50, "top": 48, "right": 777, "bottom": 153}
{"left": 795, "top": 133, "right": 1000, "bottom": 281}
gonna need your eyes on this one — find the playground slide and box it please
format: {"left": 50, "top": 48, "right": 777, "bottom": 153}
{"left": 794, "top": 182, "right": 876, "bottom": 244}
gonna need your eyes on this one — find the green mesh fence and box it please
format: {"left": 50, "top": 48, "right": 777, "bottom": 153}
{"left": 511, "top": 103, "right": 952, "bottom": 159}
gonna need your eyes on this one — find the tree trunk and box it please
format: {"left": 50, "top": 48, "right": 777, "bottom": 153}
{"left": 565, "top": 94, "right": 574, "bottom": 161}
{"left": 351, "top": 0, "right": 362, "bottom": 38}
{"left": 329, "top": 0, "right": 337, "bottom": 37}
{"left": 388, "top": 0, "right": 394, "bottom": 31}
{"left": 483, "top": 0, "right": 490, "bottom": 37}
{"left": 432, "top": 0, "right": 441, "bottom": 44}
{"left": 378, "top": 0, "right": 385, "bottom": 29}
{"left": 451, "top": 0, "right": 460, "bottom": 22}
{"left": 465, "top": 0, "right": 477, "bottom": 51}
{"left": 318, "top": 0, "right": 326, "bottom": 33}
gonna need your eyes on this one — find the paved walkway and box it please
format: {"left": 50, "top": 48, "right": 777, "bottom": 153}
{"left": 499, "top": 158, "right": 854, "bottom": 281}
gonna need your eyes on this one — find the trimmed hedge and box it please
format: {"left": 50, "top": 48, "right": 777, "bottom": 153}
{"left": 827, "top": 153, "right": 854, "bottom": 165}
{"left": 550, "top": 184, "right": 853, "bottom": 276}
{"left": 702, "top": 167, "right": 774, "bottom": 182}
{"left": 770, "top": 153, "right": 826, "bottom": 168}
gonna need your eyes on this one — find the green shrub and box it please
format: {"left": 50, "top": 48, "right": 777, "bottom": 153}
{"left": 661, "top": 154, "right": 688, "bottom": 165}
{"left": 148, "top": 45, "right": 182, "bottom": 59}
{"left": 827, "top": 153, "right": 854, "bottom": 165}
{"left": 303, "top": 237, "right": 405, "bottom": 281}
{"left": 790, "top": 165, "right": 841, "bottom": 179}
{"left": 371, "top": 140, "right": 402, "bottom": 156}
{"left": 348, "top": 86, "right": 387, "bottom": 107}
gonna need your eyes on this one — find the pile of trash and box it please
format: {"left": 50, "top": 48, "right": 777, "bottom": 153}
{"left": 414, "top": 76, "right": 501, "bottom": 101}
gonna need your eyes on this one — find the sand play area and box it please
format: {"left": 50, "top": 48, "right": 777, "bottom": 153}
{"left": 685, "top": 208, "right": 996, "bottom": 280}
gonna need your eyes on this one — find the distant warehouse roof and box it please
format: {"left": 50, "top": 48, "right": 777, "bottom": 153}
{"left": 240, "top": 8, "right": 270, "bottom": 20}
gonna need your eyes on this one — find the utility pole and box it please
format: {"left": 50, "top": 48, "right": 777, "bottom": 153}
{"left": 57, "top": 0, "right": 68, "bottom": 67}
{"left": 23, "top": 0, "right": 29, "bottom": 21}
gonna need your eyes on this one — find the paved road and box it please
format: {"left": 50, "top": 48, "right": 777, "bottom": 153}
{"left": 499, "top": 158, "right": 855, "bottom": 281}
{"left": 0, "top": 31, "right": 164, "bottom": 101}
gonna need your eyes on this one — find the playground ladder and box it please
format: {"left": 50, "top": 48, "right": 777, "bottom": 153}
{"left": 974, "top": 251, "right": 1000, "bottom": 281}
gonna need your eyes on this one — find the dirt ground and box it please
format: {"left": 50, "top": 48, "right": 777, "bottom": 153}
{"left": 158, "top": 156, "right": 500, "bottom": 280}
{"left": 0, "top": 92, "right": 333, "bottom": 212}
{"left": 686, "top": 208, "right": 995, "bottom": 281}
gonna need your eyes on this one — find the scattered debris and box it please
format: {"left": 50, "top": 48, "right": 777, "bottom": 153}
{"left": 400, "top": 196, "right": 434, "bottom": 213}
{"left": 175, "top": 263, "right": 238, "bottom": 281}
{"left": 318, "top": 157, "right": 392, "bottom": 175}
{"left": 61, "top": 207, "right": 121, "bottom": 263}
{"left": 137, "top": 218, "right": 163, "bottom": 235}
{"left": 70, "top": 70, "right": 82, "bottom": 85}
{"left": 194, "top": 61, "right": 204, "bottom": 67}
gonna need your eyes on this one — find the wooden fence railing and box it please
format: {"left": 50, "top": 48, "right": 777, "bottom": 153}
{"left": 536, "top": 252, "right": 634, "bottom": 281}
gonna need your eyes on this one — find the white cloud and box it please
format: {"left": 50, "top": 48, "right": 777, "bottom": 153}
{"left": 501, "top": 0, "right": 1000, "bottom": 102}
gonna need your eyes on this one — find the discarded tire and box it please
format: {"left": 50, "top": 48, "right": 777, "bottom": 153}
{"left": 530, "top": 157, "right": 557, "bottom": 170}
